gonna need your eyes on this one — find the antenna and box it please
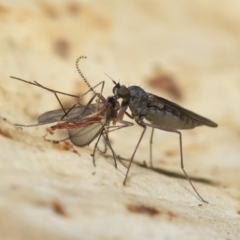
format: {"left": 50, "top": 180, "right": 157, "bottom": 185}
{"left": 76, "top": 56, "right": 96, "bottom": 94}
{"left": 104, "top": 73, "right": 118, "bottom": 85}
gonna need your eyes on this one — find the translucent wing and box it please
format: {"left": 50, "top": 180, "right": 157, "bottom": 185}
{"left": 148, "top": 93, "right": 218, "bottom": 128}
{"left": 38, "top": 103, "right": 103, "bottom": 124}
{"left": 68, "top": 119, "right": 106, "bottom": 147}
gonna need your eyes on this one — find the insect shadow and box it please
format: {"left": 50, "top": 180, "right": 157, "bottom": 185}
{"left": 10, "top": 56, "right": 133, "bottom": 168}
{"left": 111, "top": 78, "right": 218, "bottom": 203}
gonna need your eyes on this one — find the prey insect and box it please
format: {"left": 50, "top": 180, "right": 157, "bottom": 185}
{"left": 112, "top": 82, "right": 218, "bottom": 203}
{"left": 10, "top": 57, "right": 133, "bottom": 167}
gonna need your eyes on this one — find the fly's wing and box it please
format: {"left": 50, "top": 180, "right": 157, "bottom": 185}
{"left": 148, "top": 93, "right": 218, "bottom": 128}
{"left": 68, "top": 119, "right": 106, "bottom": 147}
{"left": 38, "top": 103, "right": 103, "bottom": 124}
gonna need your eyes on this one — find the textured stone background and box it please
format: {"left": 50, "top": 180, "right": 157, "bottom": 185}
{"left": 0, "top": 1, "right": 240, "bottom": 239}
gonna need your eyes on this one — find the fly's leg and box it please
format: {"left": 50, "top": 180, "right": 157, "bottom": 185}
{"left": 123, "top": 116, "right": 146, "bottom": 185}
{"left": 143, "top": 122, "right": 208, "bottom": 204}
{"left": 149, "top": 128, "right": 154, "bottom": 168}
{"left": 177, "top": 130, "right": 208, "bottom": 204}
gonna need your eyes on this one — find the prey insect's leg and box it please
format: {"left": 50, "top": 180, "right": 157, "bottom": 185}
{"left": 91, "top": 129, "right": 104, "bottom": 167}
{"left": 100, "top": 120, "right": 134, "bottom": 168}
{"left": 96, "top": 130, "right": 129, "bottom": 169}
{"left": 10, "top": 76, "right": 106, "bottom": 101}
{"left": 33, "top": 84, "right": 79, "bottom": 127}
{"left": 59, "top": 92, "right": 104, "bottom": 122}
{"left": 149, "top": 128, "right": 154, "bottom": 168}
{"left": 10, "top": 76, "right": 107, "bottom": 126}
{"left": 106, "top": 120, "right": 134, "bottom": 133}
{"left": 96, "top": 139, "right": 108, "bottom": 155}
{"left": 91, "top": 127, "right": 118, "bottom": 168}
{"left": 53, "top": 92, "right": 68, "bottom": 116}
{"left": 123, "top": 117, "right": 147, "bottom": 185}
{"left": 33, "top": 81, "right": 107, "bottom": 121}
{"left": 15, "top": 122, "right": 49, "bottom": 127}
{"left": 143, "top": 122, "right": 208, "bottom": 204}
{"left": 101, "top": 129, "right": 118, "bottom": 168}
{"left": 91, "top": 119, "right": 134, "bottom": 168}
{"left": 103, "top": 132, "right": 130, "bottom": 169}
{"left": 10, "top": 77, "right": 79, "bottom": 98}
{"left": 44, "top": 135, "right": 71, "bottom": 144}
{"left": 43, "top": 135, "right": 78, "bottom": 154}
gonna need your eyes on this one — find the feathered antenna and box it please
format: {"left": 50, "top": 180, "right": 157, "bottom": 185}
{"left": 76, "top": 56, "right": 96, "bottom": 95}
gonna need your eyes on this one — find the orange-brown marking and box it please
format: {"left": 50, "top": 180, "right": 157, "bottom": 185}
{"left": 49, "top": 113, "right": 104, "bottom": 132}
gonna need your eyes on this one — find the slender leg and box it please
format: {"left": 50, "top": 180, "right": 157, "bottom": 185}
{"left": 100, "top": 120, "right": 134, "bottom": 168}
{"left": 91, "top": 128, "right": 108, "bottom": 167}
{"left": 144, "top": 122, "right": 208, "bottom": 204}
{"left": 44, "top": 135, "right": 70, "bottom": 144}
{"left": 10, "top": 76, "right": 107, "bottom": 127}
{"left": 91, "top": 127, "right": 120, "bottom": 169}
{"left": 96, "top": 139, "right": 108, "bottom": 155}
{"left": 106, "top": 120, "right": 134, "bottom": 133}
{"left": 10, "top": 76, "right": 106, "bottom": 100}
{"left": 177, "top": 131, "right": 208, "bottom": 203}
{"left": 100, "top": 130, "right": 118, "bottom": 168}
{"left": 123, "top": 118, "right": 146, "bottom": 185}
{"left": 149, "top": 127, "right": 154, "bottom": 168}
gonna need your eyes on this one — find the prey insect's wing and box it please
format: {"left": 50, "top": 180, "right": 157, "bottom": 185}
{"left": 68, "top": 120, "right": 106, "bottom": 147}
{"left": 148, "top": 93, "right": 218, "bottom": 128}
{"left": 38, "top": 103, "right": 102, "bottom": 124}
{"left": 67, "top": 104, "right": 108, "bottom": 146}
{"left": 39, "top": 102, "right": 107, "bottom": 146}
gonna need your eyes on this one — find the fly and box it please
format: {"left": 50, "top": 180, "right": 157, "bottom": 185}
{"left": 112, "top": 81, "right": 218, "bottom": 203}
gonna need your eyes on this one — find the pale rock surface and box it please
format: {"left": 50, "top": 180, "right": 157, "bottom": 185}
{"left": 0, "top": 1, "right": 240, "bottom": 239}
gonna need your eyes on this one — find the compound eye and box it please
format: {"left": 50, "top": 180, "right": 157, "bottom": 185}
{"left": 112, "top": 86, "right": 117, "bottom": 95}
{"left": 117, "top": 86, "right": 130, "bottom": 98}
{"left": 112, "top": 83, "right": 120, "bottom": 95}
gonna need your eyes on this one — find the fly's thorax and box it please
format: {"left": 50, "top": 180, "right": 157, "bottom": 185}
{"left": 128, "top": 86, "right": 147, "bottom": 98}
{"left": 126, "top": 86, "right": 149, "bottom": 117}
{"left": 129, "top": 100, "right": 148, "bottom": 117}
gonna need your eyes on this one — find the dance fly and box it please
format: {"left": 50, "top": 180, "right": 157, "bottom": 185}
{"left": 112, "top": 81, "right": 217, "bottom": 203}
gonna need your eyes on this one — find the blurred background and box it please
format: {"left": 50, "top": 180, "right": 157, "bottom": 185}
{"left": 0, "top": 0, "right": 240, "bottom": 239}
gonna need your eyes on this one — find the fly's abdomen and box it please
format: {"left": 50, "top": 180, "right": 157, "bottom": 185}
{"left": 145, "top": 107, "right": 202, "bottom": 130}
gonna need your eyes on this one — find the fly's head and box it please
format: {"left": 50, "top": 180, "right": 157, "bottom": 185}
{"left": 111, "top": 81, "right": 130, "bottom": 120}
{"left": 112, "top": 82, "right": 130, "bottom": 105}
{"left": 105, "top": 73, "right": 130, "bottom": 105}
